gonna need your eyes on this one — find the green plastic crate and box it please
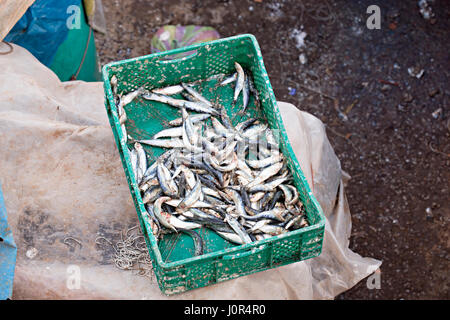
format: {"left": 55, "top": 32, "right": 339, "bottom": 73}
{"left": 102, "top": 34, "right": 325, "bottom": 295}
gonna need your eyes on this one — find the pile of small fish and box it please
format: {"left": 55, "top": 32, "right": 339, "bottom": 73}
{"left": 109, "top": 62, "right": 308, "bottom": 256}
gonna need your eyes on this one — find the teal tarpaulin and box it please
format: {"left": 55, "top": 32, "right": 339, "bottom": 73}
{"left": 0, "top": 184, "right": 17, "bottom": 299}
{"left": 4, "top": 0, "right": 80, "bottom": 66}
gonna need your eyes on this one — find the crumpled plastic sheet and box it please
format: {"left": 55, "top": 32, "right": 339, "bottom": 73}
{"left": 0, "top": 44, "right": 381, "bottom": 300}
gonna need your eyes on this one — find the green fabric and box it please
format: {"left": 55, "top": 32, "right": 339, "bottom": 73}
{"left": 50, "top": 3, "right": 101, "bottom": 82}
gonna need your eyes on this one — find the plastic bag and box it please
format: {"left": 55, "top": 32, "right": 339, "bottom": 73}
{"left": 4, "top": 0, "right": 81, "bottom": 66}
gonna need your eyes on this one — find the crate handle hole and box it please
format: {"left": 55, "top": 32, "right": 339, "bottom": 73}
{"left": 157, "top": 50, "right": 198, "bottom": 65}
{"left": 222, "top": 245, "right": 267, "bottom": 260}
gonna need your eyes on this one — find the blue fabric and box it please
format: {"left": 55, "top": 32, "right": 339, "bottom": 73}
{"left": 0, "top": 184, "right": 17, "bottom": 300}
{"left": 4, "top": 0, "right": 81, "bottom": 66}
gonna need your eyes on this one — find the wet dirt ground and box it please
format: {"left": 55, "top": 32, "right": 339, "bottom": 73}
{"left": 94, "top": 0, "right": 449, "bottom": 299}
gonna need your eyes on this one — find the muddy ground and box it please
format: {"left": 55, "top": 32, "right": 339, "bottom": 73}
{"left": 94, "top": 0, "right": 449, "bottom": 299}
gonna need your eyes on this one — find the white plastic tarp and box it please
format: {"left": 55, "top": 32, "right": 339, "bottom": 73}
{"left": 0, "top": 43, "right": 381, "bottom": 299}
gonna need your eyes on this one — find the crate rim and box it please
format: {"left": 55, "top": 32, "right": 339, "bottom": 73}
{"left": 101, "top": 33, "right": 326, "bottom": 270}
{"left": 102, "top": 34, "right": 260, "bottom": 75}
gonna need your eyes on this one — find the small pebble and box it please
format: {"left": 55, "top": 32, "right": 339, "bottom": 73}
{"left": 428, "top": 88, "right": 439, "bottom": 97}
{"left": 388, "top": 22, "right": 397, "bottom": 30}
{"left": 403, "top": 93, "right": 414, "bottom": 103}
{"left": 431, "top": 108, "right": 442, "bottom": 119}
{"left": 299, "top": 53, "right": 307, "bottom": 65}
{"left": 408, "top": 67, "right": 425, "bottom": 79}
{"left": 26, "top": 247, "right": 38, "bottom": 259}
{"left": 426, "top": 207, "right": 433, "bottom": 220}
